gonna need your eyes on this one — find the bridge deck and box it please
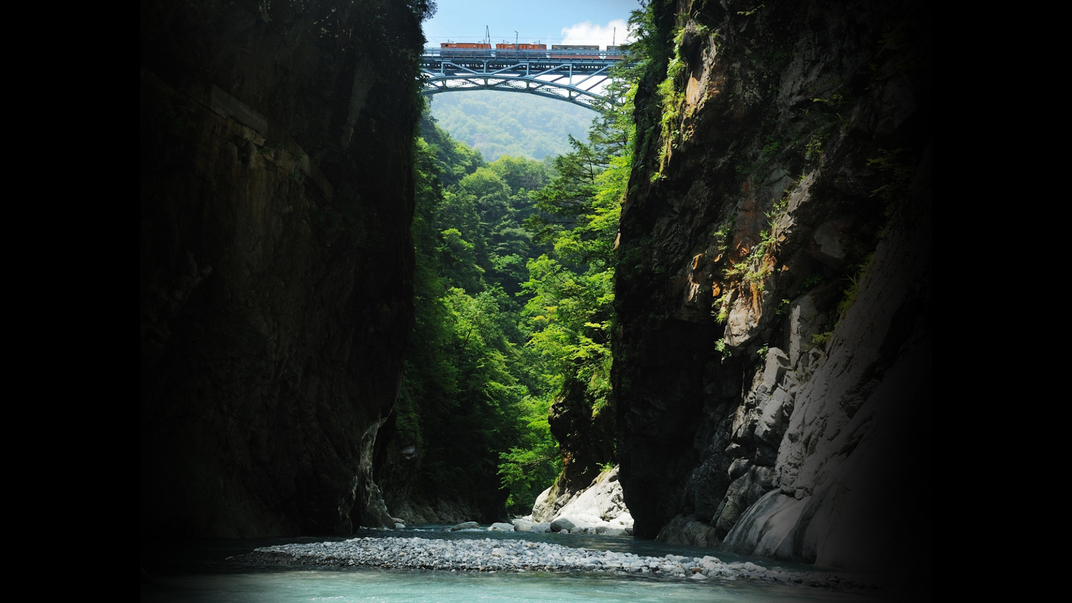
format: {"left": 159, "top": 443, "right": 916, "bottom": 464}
{"left": 421, "top": 49, "right": 621, "bottom": 73}
{"left": 422, "top": 48, "right": 623, "bottom": 59}
{"left": 419, "top": 48, "right": 627, "bottom": 110}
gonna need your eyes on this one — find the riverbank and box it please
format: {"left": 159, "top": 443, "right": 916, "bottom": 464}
{"left": 233, "top": 534, "right": 873, "bottom": 593}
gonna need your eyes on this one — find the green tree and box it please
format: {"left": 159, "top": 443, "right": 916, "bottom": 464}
{"left": 390, "top": 112, "right": 562, "bottom": 520}
{"left": 516, "top": 55, "right": 639, "bottom": 486}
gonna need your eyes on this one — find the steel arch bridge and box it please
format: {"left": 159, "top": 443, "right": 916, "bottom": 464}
{"left": 419, "top": 48, "right": 625, "bottom": 111}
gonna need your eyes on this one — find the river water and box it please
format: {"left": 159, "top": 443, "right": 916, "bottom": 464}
{"left": 140, "top": 526, "right": 930, "bottom": 602}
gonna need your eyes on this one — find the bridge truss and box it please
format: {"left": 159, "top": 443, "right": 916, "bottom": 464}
{"left": 419, "top": 49, "right": 624, "bottom": 111}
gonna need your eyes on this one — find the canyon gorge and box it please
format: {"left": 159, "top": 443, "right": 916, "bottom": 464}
{"left": 140, "top": 0, "right": 931, "bottom": 583}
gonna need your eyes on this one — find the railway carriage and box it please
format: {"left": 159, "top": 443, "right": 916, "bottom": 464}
{"left": 550, "top": 44, "right": 599, "bottom": 59}
{"left": 437, "top": 42, "right": 620, "bottom": 60}
{"left": 440, "top": 42, "right": 491, "bottom": 49}
{"left": 495, "top": 43, "right": 547, "bottom": 50}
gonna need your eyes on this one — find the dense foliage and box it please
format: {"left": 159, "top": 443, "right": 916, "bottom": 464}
{"left": 428, "top": 92, "right": 594, "bottom": 162}
{"left": 390, "top": 22, "right": 643, "bottom": 518}
{"left": 389, "top": 112, "right": 559, "bottom": 517}
{"left": 519, "top": 55, "right": 637, "bottom": 487}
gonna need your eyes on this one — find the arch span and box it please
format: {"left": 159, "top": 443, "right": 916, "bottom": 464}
{"left": 419, "top": 48, "right": 626, "bottom": 111}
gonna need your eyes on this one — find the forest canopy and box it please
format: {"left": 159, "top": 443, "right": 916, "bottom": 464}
{"left": 428, "top": 91, "right": 595, "bottom": 162}
{"left": 387, "top": 45, "right": 638, "bottom": 518}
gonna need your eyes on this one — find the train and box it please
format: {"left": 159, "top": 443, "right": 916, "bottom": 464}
{"left": 436, "top": 42, "right": 623, "bottom": 60}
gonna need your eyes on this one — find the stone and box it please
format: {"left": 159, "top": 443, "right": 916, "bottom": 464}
{"left": 754, "top": 386, "right": 793, "bottom": 446}
{"left": 549, "top": 518, "right": 575, "bottom": 533}
{"left": 532, "top": 465, "right": 634, "bottom": 535}
{"left": 511, "top": 518, "right": 534, "bottom": 532}
{"left": 786, "top": 293, "right": 824, "bottom": 368}
{"left": 655, "top": 514, "right": 720, "bottom": 548}
{"left": 530, "top": 486, "right": 555, "bottom": 522}
{"left": 810, "top": 219, "right": 851, "bottom": 267}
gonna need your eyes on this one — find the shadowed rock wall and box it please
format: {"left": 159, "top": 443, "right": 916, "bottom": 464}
{"left": 614, "top": 0, "right": 931, "bottom": 577}
{"left": 140, "top": 0, "right": 426, "bottom": 538}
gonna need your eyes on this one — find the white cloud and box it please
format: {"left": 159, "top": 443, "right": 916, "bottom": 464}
{"left": 560, "top": 19, "right": 635, "bottom": 47}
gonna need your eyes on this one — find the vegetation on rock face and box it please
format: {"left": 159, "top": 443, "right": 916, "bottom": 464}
{"left": 612, "top": 0, "right": 932, "bottom": 573}
{"left": 503, "top": 50, "right": 640, "bottom": 504}
{"left": 520, "top": 70, "right": 636, "bottom": 493}
{"left": 383, "top": 46, "right": 641, "bottom": 518}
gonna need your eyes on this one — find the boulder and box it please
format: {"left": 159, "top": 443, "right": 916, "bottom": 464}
{"left": 533, "top": 465, "right": 635, "bottom": 536}
{"left": 530, "top": 486, "right": 555, "bottom": 522}
{"left": 549, "top": 517, "right": 575, "bottom": 533}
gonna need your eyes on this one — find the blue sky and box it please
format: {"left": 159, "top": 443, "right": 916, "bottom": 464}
{"left": 422, "top": 0, "right": 642, "bottom": 48}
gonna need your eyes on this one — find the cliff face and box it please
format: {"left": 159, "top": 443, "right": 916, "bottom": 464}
{"left": 534, "top": 374, "right": 618, "bottom": 520}
{"left": 614, "top": 0, "right": 930, "bottom": 575}
{"left": 140, "top": 0, "right": 427, "bottom": 538}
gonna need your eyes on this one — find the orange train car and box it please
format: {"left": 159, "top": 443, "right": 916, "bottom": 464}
{"left": 495, "top": 43, "right": 547, "bottom": 50}
{"left": 440, "top": 42, "right": 491, "bottom": 49}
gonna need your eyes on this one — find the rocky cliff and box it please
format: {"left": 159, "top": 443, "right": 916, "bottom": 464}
{"left": 531, "top": 374, "right": 618, "bottom": 521}
{"left": 140, "top": 0, "right": 428, "bottom": 538}
{"left": 614, "top": 0, "right": 931, "bottom": 576}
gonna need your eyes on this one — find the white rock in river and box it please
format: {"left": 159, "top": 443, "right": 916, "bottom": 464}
{"left": 536, "top": 466, "right": 634, "bottom": 535}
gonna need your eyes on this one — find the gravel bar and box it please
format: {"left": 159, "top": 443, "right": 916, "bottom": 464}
{"left": 233, "top": 535, "right": 869, "bottom": 589}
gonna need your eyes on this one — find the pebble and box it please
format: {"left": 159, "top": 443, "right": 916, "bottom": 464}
{"left": 233, "top": 535, "right": 865, "bottom": 589}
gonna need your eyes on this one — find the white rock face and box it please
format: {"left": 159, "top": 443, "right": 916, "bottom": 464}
{"left": 530, "top": 485, "right": 556, "bottom": 522}
{"left": 532, "top": 465, "right": 634, "bottom": 534}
